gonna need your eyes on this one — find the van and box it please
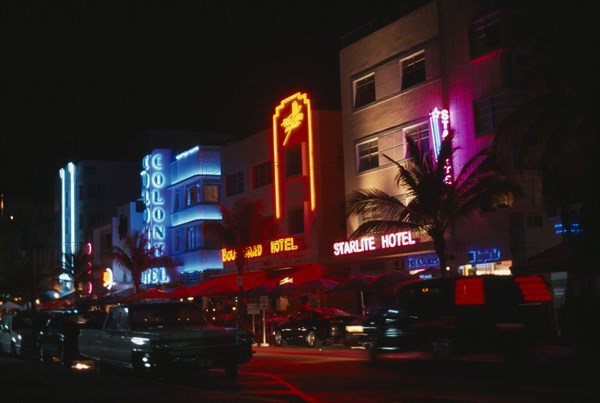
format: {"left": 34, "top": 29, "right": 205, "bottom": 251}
{"left": 361, "top": 275, "right": 553, "bottom": 359}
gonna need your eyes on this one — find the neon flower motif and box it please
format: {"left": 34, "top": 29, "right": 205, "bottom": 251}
{"left": 281, "top": 101, "right": 304, "bottom": 145}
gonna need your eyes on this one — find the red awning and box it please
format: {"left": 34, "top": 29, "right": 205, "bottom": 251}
{"left": 186, "top": 266, "right": 322, "bottom": 297}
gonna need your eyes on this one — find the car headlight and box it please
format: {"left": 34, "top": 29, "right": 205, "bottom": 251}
{"left": 131, "top": 337, "right": 150, "bottom": 346}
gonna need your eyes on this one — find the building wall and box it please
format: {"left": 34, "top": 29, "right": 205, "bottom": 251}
{"left": 338, "top": 0, "right": 559, "bottom": 275}
{"left": 220, "top": 94, "right": 346, "bottom": 278}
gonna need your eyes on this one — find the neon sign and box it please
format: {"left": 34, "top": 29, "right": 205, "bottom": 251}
{"left": 141, "top": 267, "right": 170, "bottom": 285}
{"left": 332, "top": 231, "right": 417, "bottom": 256}
{"left": 429, "top": 107, "right": 453, "bottom": 185}
{"left": 221, "top": 236, "right": 303, "bottom": 263}
{"left": 272, "top": 92, "right": 316, "bottom": 219}
{"left": 102, "top": 268, "right": 114, "bottom": 290}
{"left": 141, "top": 151, "right": 168, "bottom": 256}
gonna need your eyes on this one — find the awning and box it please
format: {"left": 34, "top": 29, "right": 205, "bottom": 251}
{"left": 186, "top": 266, "right": 322, "bottom": 297}
{"left": 511, "top": 242, "right": 572, "bottom": 274}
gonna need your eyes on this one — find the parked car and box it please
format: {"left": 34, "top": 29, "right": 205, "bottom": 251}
{"left": 38, "top": 310, "right": 107, "bottom": 366}
{"left": 273, "top": 307, "right": 362, "bottom": 348}
{"left": 358, "top": 275, "right": 553, "bottom": 360}
{"left": 78, "top": 301, "right": 253, "bottom": 378}
{"left": 0, "top": 311, "right": 53, "bottom": 359}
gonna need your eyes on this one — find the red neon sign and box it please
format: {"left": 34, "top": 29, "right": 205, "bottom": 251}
{"left": 272, "top": 92, "right": 316, "bottom": 219}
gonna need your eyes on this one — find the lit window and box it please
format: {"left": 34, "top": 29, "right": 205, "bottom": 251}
{"left": 357, "top": 138, "right": 379, "bottom": 173}
{"left": 353, "top": 74, "right": 375, "bottom": 108}
{"left": 403, "top": 122, "right": 430, "bottom": 158}
{"left": 203, "top": 184, "right": 219, "bottom": 202}
{"left": 401, "top": 51, "right": 426, "bottom": 90}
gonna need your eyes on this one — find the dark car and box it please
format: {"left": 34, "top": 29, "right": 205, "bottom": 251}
{"left": 0, "top": 311, "right": 53, "bottom": 359}
{"left": 273, "top": 308, "right": 362, "bottom": 348}
{"left": 360, "top": 275, "right": 553, "bottom": 360}
{"left": 38, "top": 311, "right": 107, "bottom": 366}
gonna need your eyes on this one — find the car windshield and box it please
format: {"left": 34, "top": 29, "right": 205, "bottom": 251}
{"left": 130, "top": 303, "right": 208, "bottom": 329}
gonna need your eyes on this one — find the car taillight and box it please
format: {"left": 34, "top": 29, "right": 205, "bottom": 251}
{"left": 515, "top": 275, "right": 552, "bottom": 302}
{"left": 455, "top": 277, "right": 484, "bottom": 305}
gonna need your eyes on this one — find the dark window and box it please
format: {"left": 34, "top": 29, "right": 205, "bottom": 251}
{"left": 354, "top": 74, "right": 375, "bottom": 108}
{"left": 285, "top": 145, "right": 302, "bottom": 178}
{"left": 288, "top": 206, "right": 304, "bottom": 234}
{"left": 252, "top": 161, "right": 273, "bottom": 189}
{"left": 469, "top": 13, "right": 502, "bottom": 59}
{"left": 186, "top": 183, "right": 201, "bottom": 207}
{"left": 473, "top": 93, "right": 527, "bottom": 137}
{"left": 225, "top": 171, "right": 244, "bottom": 197}
{"left": 357, "top": 139, "right": 379, "bottom": 173}
{"left": 401, "top": 52, "right": 426, "bottom": 90}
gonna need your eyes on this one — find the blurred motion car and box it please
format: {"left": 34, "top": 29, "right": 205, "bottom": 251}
{"left": 38, "top": 310, "right": 107, "bottom": 366}
{"left": 273, "top": 307, "right": 363, "bottom": 348}
{"left": 358, "top": 275, "right": 553, "bottom": 360}
{"left": 0, "top": 311, "right": 52, "bottom": 359}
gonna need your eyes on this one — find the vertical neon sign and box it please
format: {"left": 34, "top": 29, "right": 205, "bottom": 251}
{"left": 429, "top": 107, "right": 453, "bottom": 185}
{"left": 272, "top": 92, "right": 316, "bottom": 219}
{"left": 141, "top": 151, "right": 167, "bottom": 254}
{"left": 140, "top": 150, "right": 171, "bottom": 285}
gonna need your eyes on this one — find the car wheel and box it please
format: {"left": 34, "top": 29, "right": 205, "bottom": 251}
{"left": 59, "top": 345, "right": 71, "bottom": 367}
{"left": 306, "top": 330, "right": 322, "bottom": 348}
{"left": 39, "top": 346, "right": 48, "bottom": 363}
{"left": 274, "top": 331, "right": 285, "bottom": 346}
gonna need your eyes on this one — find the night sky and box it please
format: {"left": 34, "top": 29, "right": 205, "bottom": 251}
{"left": 1, "top": 0, "right": 418, "bottom": 209}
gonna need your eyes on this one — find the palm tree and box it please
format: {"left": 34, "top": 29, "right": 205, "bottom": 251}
{"left": 110, "top": 229, "right": 177, "bottom": 294}
{"left": 202, "top": 197, "right": 278, "bottom": 323}
{"left": 346, "top": 129, "right": 520, "bottom": 277}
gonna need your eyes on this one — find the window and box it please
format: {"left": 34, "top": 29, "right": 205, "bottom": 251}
{"left": 473, "top": 93, "right": 527, "bottom": 137}
{"left": 469, "top": 13, "right": 501, "bottom": 59}
{"left": 173, "top": 189, "right": 180, "bottom": 211}
{"left": 225, "top": 171, "right": 244, "bottom": 197}
{"left": 203, "top": 184, "right": 219, "bottom": 202}
{"left": 285, "top": 145, "right": 302, "bottom": 178}
{"left": 482, "top": 193, "right": 513, "bottom": 212}
{"left": 186, "top": 183, "right": 201, "bottom": 207}
{"left": 288, "top": 206, "right": 304, "bottom": 234}
{"left": 100, "top": 232, "right": 112, "bottom": 256}
{"left": 252, "top": 161, "right": 273, "bottom": 189}
{"left": 357, "top": 138, "right": 379, "bottom": 173}
{"left": 401, "top": 51, "right": 426, "bottom": 90}
{"left": 186, "top": 225, "right": 201, "bottom": 251}
{"left": 403, "top": 122, "right": 430, "bottom": 158}
{"left": 353, "top": 74, "right": 375, "bottom": 108}
{"left": 174, "top": 229, "right": 180, "bottom": 253}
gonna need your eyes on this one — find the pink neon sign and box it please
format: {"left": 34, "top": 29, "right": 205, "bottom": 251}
{"left": 332, "top": 231, "right": 417, "bottom": 256}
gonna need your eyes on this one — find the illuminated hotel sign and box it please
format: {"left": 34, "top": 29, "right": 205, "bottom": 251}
{"left": 221, "top": 236, "right": 304, "bottom": 263}
{"left": 272, "top": 92, "right": 316, "bottom": 219}
{"left": 408, "top": 254, "right": 440, "bottom": 269}
{"left": 102, "top": 268, "right": 114, "bottom": 290}
{"left": 140, "top": 149, "right": 171, "bottom": 285}
{"left": 429, "top": 107, "right": 453, "bottom": 185}
{"left": 332, "top": 231, "right": 417, "bottom": 256}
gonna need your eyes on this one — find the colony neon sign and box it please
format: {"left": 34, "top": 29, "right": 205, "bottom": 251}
{"left": 332, "top": 231, "right": 417, "bottom": 256}
{"left": 272, "top": 92, "right": 316, "bottom": 219}
{"left": 141, "top": 152, "right": 167, "bottom": 254}
{"left": 221, "top": 236, "right": 302, "bottom": 262}
{"left": 429, "top": 107, "right": 453, "bottom": 185}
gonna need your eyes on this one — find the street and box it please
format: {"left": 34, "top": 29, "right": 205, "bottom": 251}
{"left": 1, "top": 343, "right": 598, "bottom": 402}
